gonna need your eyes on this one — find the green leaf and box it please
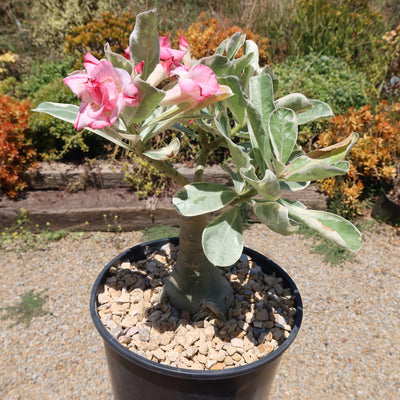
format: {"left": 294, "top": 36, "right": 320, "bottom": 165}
{"left": 215, "top": 111, "right": 250, "bottom": 171}
{"left": 297, "top": 100, "right": 334, "bottom": 125}
{"left": 259, "top": 65, "right": 279, "bottom": 93}
{"left": 198, "top": 52, "right": 253, "bottom": 78}
{"left": 129, "top": 10, "right": 160, "bottom": 80}
{"left": 32, "top": 102, "right": 79, "bottom": 124}
{"left": 246, "top": 101, "right": 270, "bottom": 171}
{"left": 32, "top": 102, "right": 130, "bottom": 149}
{"left": 104, "top": 43, "right": 132, "bottom": 74}
{"left": 218, "top": 76, "right": 247, "bottom": 126}
{"left": 268, "top": 108, "right": 298, "bottom": 164}
{"left": 280, "top": 181, "right": 310, "bottom": 191}
{"left": 307, "top": 133, "right": 358, "bottom": 162}
{"left": 173, "top": 183, "right": 238, "bottom": 217}
{"left": 243, "top": 40, "right": 259, "bottom": 73}
{"left": 122, "top": 77, "right": 165, "bottom": 125}
{"left": 225, "top": 32, "right": 246, "bottom": 60}
{"left": 202, "top": 207, "right": 243, "bottom": 266}
{"left": 282, "top": 156, "right": 349, "bottom": 181}
{"left": 253, "top": 200, "right": 298, "bottom": 235}
{"left": 282, "top": 200, "right": 362, "bottom": 252}
{"left": 215, "top": 37, "right": 229, "bottom": 55}
{"left": 143, "top": 138, "right": 180, "bottom": 160}
{"left": 214, "top": 109, "right": 231, "bottom": 137}
{"left": 275, "top": 93, "right": 313, "bottom": 113}
{"left": 240, "top": 165, "right": 280, "bottom": 201}
{"left": 249, "top": 74, "right": 275, "bottom": 126}
{"left": 221, "top": 164, "right": 246, "bottom": 194}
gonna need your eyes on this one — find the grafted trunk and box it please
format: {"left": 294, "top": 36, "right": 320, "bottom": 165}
{"left": 163, "top": 214, "right": 234, "bottom": 319}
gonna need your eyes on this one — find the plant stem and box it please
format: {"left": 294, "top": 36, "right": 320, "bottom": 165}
{"left": 163, "top": 214, "right": 234, "bottom": 319}
{"left": 194, "top": 130, "right": 224, "bottom": 182}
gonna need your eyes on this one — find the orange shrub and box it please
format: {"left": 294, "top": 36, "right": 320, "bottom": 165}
{"left": 175, "top": 13, "right": 270, "bottom": 65}
{"left": 65, "top": 12, "right": 136, "bottom": 67}
{"left": 0, "top": 95, "right": 37, "bottom": 198}
{"left": 316, "top": 101, "right": 400, "bottom": 217}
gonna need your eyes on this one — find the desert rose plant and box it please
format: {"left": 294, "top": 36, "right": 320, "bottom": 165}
{"left": 34, "top": 9, "right": 361, "bottom": 320}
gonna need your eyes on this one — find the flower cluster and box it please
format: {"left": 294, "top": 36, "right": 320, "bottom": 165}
{"left": 63, "top": 33, "right": 229, "bottom": 131}
{"left": 63, "top": 53, "right": 140, "bottom": 129}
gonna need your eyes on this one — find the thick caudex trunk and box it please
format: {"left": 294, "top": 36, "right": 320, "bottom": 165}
{"left": 163, "top": 214, "right": 234, "bottom": 320}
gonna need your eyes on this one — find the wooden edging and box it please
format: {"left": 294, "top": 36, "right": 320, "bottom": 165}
{"left": 0, "top": 163, "right": 327, "bottom": 231}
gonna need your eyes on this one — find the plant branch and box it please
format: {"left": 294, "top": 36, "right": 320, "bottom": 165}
{"left": 194, "top": 131, "right": 224, "bottom": 182}
{"left": 132, "top": 141, "right": 189, "bottom": 187}
{"left": 231, "top": 188, "right": 258, "bottom": 205}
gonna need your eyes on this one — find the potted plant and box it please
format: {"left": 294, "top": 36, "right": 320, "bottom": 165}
{"left": 372, "top": 161, "right": 400, "bottom": 225}
{"left": 34, "top": 9, "right": 361, "bottom": 399}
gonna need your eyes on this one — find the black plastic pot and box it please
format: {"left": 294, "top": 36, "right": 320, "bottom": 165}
{"left": 371, "top": 191, "right": 400, "bottom": 225}
{"left": 90, "top": 238, "right": 303, "bottom": 400}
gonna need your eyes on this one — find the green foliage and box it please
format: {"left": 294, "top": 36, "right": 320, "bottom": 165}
{"left": 0, "top": 0, "right": 32, "bottom": 54}
{"left": 0, "top": 51, "right": 23, "bottom": 80}
{"left": 274, "top": 54, "right": 371, "bottom": 115}
{"left": 287, "top": 0, "right": 388, "bottom": 88}
{"left": 189, "top": 0, "right": 295, "bottom": 62}
{"left": 30, "top": 0, "right": 131, "bottom": 55}
{"left": 141, "top": 225, "right": 179, "bottom": 242}
{"left": 123, "top": 153, "right": 176, "bottom": 198}
{"left": 0, "top": 76, "right": 17, "bottom": 96}
{"left": 0, "top": 208, "right": 69, "bottom": 252}
{"left": 14, "top": 57, "right": 76, "bottom": 99}
{"left": 1, "top": 289, "right": 50, "bottom": 327}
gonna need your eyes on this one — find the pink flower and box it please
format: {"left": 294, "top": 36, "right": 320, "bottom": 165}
{"left": 146, "top": 35, "right": 191, "bottom": 87}
{"left": 159, "top": 35, "right": 186, "bottom": 64}
{"left": 178, "top": 35, "right": 189, "bottom": 51}
{"left": 124, "top": 46, "right": 130, "bottom": 60}
{"left": 134, "top": 61, "right": 144, "bottom": 75}
{"left": 63, "top": 53, "right": 139, "bottom": 130}
{"left": 160, "top": 65, "right": 223, "bottom": 106}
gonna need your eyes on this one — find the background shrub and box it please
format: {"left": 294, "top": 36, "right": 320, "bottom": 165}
{"left": 273, "top": 54, "right": 371, "bottom": 146}
{"left": 287, "top": 0, "right": 388, "bottom": 89}
{"left": 122, "top": 152, "right": 176, "bottom": 199}
{"left": 175, "top": 12, "right": 270, "bottom": 65}
{"left": 317, "top": 101, "right": 400, "bottom": 217}
{"left": 273, "top": 54, "right": 371, "bottom": 114}
{"left": 13, "top": 57, "right": 76, "bottom": 99}
{"left": 381, "top": 24, "right": 400, "bottom": 102}
{"left": 0, "top": 94, "right": 36, "bottom": 198}
{"left": 65, "top": 12, "right": 136, "bottom": 67}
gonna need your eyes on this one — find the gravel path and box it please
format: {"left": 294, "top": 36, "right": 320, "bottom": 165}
{"left": 1, "top": 222, "right": 399, "bottom": 400}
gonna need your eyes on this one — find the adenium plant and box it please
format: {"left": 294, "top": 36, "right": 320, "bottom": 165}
{"left": 34, "top": 10, "right": 361, "bottom": 320}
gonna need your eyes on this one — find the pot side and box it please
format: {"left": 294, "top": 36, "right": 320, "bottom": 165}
{"left": 90, "top": 238, "right": 303, "bottom": 400}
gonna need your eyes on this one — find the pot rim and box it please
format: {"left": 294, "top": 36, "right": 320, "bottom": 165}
{"left": 90, "top": 237, "right": 303, "bottom": 380}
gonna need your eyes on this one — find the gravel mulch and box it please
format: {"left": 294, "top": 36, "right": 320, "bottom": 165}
{"left": 0, "top": 221, "right": 399, "bottom": 400}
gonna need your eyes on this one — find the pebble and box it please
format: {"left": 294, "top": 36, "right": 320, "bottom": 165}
{"left": 98, "top": 243, "right": 297, "bottom": 371}
{"left": 138, "top": 328, "right": 151, "bottom": 342}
